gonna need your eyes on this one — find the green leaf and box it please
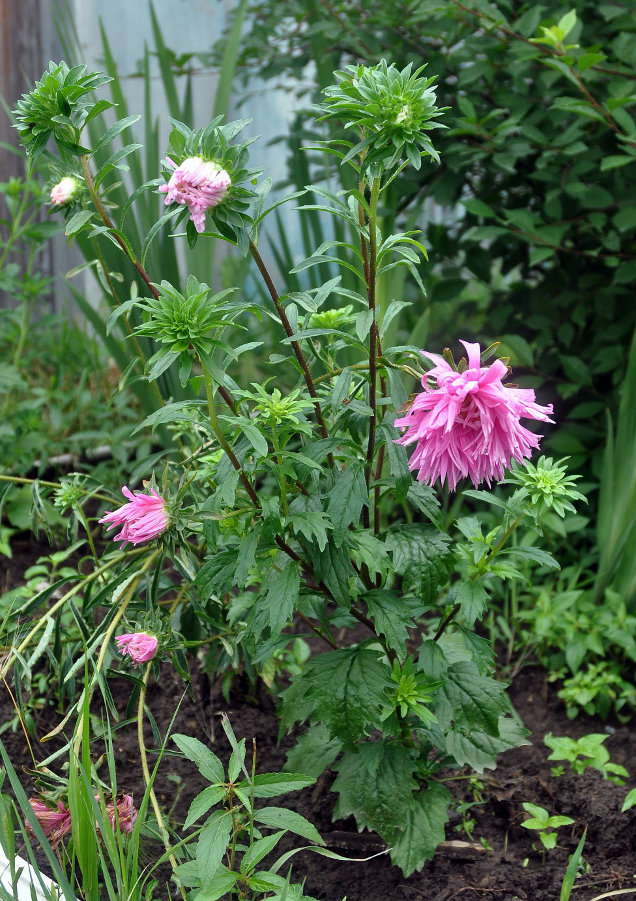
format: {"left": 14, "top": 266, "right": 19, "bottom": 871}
{"left": 254, "top": 807, "right": 324, "bottom": 845}
{"left": 185, "top": 785, "right": 226, "bottom": 829}
{"left": 622, "top": 789, "right": 636, "bottom": 813}
{"left": 65, "top": 210, "right": 94, "bottom": 236}
{"left": 197, "top": 810, "right": 233, "bottom": 886}
{"left": 284, "top": 724, "right": 343, "bottom": 779}
{"left": 326, "top": 465, "right": 368, "bottom": 546}
{"left": 386, "top": 523, "right": 452, "bottom": 603}
{"left": 560, "top": 830, "right": 586, "bottom": 901}
{"left": 390, "top": 782, "right": 452, "bottom": 876}
{"left": 194, "top": 866, "right": 239, "bottom": 900}
{"left": 462, "top": 198, "right": 496, "bottom": 218}
{"left": 244, "top": 773, "right": 315, "bottom": 798}
{"left": 333, "top": 742, "right": 418, "bottom": 838}
{"left": 303, "top": 646, "right": 393, "bottom": 745}
{"left": 91, "top": 113, "right": 141, "bottom": 154}
{"left": 248, "top": 561, "right": 300, "bottom": 640}
{"left": 365, "top": 589, "right": 416, "bottom": 660}
{"left": 241, "top": 831, "right": 286, "bottom": 875}
{"left": 435, "top": 661, "right": 511, "bottom": 736}
{"left": 314, "top": 538, "right": 357, "bottom": 607}
{"left": 239, "top": 420, "right": 269, "bottom": 457}
{"left": 444, "top": 714, "right": 530, "bottom": 772}
{"left": 455, "top": 581, "right": 489, "bottom": 628}
{"left": 289, "top": 511, "right": 331, "bottom": 552}
{"left": 195, "top": 550, "right": 237, "bottom": 601}
{"left": 173, "top": 734, "right": 225, "bottom": 783}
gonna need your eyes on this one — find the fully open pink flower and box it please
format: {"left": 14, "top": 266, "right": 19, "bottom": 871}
{"left": 105, "top": 794, "right": 138, "bottom": 834}
{"left": 159, "top": 156, "right": 231, "bottom": 232}
{"left": 27, "top": 799, "right": 72, "bottom": 848}
{"left": 50, "top": 176, "right": 79, "bottom": 205}
{"left": 116, "top": 631, "right": 159, "bottom": 665}
{"left": 99, "top": 486, "right": 168, "bottom": 546}
{"left": 394, "top": 340, "right": 553, "bottom": 490}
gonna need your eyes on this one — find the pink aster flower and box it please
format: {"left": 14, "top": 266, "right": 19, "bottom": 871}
{"left": 50, "top": 176, "right": 79, "bottom": 205}
{"left": 394, "top": 340, "right": 554, "bottom": 490}
{"left": 158, "top": 156, "right": 231, "bottom": 233}
{"left": 27, "top": 799, "right": 72, "bottom": 848}
{"left": 116, "top": 631, "right": 159, "bottom": 665}
{"left": 105, "top": 794, "right": 138, "bottom": 834}
{"left": 99, "top": 486, "right": 169, "bottom": 546}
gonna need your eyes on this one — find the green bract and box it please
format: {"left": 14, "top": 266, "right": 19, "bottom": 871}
{"left": 13, "top": 61, "right": 113, "bottom": 159}
{"left": 506, "top": 456, "right": 587, "bottom": 518}
{"left": 318, "top": 59, "right": 447, "bottom": 174}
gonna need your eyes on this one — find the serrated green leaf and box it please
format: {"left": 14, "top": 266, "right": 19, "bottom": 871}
{"left": 284, "top": 724, "right": 343, "bottom": 779}
{"left": 386, "top": 523, "right": 452, "bottom": 603}
{"left": 303, "top": 646, "right": 393, "bottom": 745}
{"left": 455, "top": 581, "right": 489, "bottom": 628}
{"left": 389, "top": 782, "right": 452, "bottom": 876}
{"left": 444, "top": 714, "right": 530, "bottom": 772}
{"left": 196, "top": 550, "right": 237, "bottom": 601}
{"left": 289, "top": 511, "right": 331, "bottom": 552}
{"left": 365, "top": 589, "right": 415, "bottom": 659}
{"left": 185, "top": 785, "right": 226, "bottom": 829}
{"left": 435, "top": 661, "right": 510, "bottom": 736}
{"left": 197, "top": 810, "right": 233, "bottom": 886}
{"left": 333, "top": 742, "right": 418, "bottom": 837}
{"left": 248, "top": 561, "right": 300, "bottom": 640}
{"left": 254, "top": 807, "right": 324, "bottom": 845}
{"left": 173, "top": 734, "right": 225, "bottom": 783}
{"left": 326, "top": 465, "right": 368, "bottom": 546}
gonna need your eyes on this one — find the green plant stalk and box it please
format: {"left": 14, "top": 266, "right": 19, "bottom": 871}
{"left": 201, "top": 360, "right": 260, "bottom": 507}
{"left": 0, "top": 473, "right": 114, "bottom": 504}
{"left": 137, "top": 661, "right": 186, "bottom": 900}
{"left": 248, "top": 238, "right": 333, "bottom": 462}
{"left": 271, "top": 430, "right": 289, "bottom": 516}
{"left": 363, "top": 177, "right": 381, "bottom": 528}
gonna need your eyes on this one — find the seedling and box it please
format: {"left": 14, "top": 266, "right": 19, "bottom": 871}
{"left": 521, "top": 802, "right": 574, "bottom": 862}
{"left": 545, "top": 733, "right": 629, "bottom": 784}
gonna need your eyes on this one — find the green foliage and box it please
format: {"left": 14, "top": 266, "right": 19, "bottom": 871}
{"left": 544, "top": 732, "right": 629, "bottom": 783}
{"left": 521, "top": 801, "right": 574, "bottom": 853}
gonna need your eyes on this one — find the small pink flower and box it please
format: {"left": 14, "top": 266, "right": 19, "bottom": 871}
{"left": 99, "top": 486, "right": 169, "bottom": 546}
{"left": 27, "top": 799, "right": 72, "bottom": 848}
{"left": 50, "top": 176, "right": 79, "bottom": 205}
{"left": 158, "top": 156, "right": 231, "bottom": 232}
{"left": 116, "top": 631, "right": 159, "bottom": 665}
{"left": 394, "top": 340, "right": 554, "bottom": 490}
{"left": 105, "top": 794, "right": 137, "bottom": 834}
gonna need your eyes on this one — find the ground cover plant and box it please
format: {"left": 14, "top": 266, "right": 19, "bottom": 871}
{"left": 0, "top": 4, "right": 634, "bottom": 898}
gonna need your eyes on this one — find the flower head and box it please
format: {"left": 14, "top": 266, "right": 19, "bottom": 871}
{"left": 50, "top": 175, "right": 79, "bottom": 205}
{"left": 105, "top": 794, "right": 137, "bottom": 833}
{"left": 116, "top": 631, "right": 159, "bottom": 665}
{"left": 27, "top": 799, "right": 72, "bottom": 848}
{"left": 159, "top": 156, "right": 231, "bottom": 232}
{"left": 394, "top": 340, "right": 554, "bottom": 490}
{"left": 99, "top": 486, "right": 168, "bottom": 546}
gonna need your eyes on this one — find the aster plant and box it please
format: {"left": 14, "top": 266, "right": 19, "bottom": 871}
{"left": 6, "top": 56, "right": 588, "bottom": 887}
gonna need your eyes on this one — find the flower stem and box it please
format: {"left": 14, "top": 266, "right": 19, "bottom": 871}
{"left": 363, "top": 177, "right": 382, "bottom": 528}
{"left": 80, "top": 155, "right": 160, "bottom": 300}
{"left": 137, "top": 662, "right": 187, "bottom": 900}
{"left": 248, "top": 239, "right": 333, "bottom": 464}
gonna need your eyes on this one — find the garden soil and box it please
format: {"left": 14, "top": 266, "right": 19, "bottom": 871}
{"left": 2, "top": 539, "right": 636, "bottom": 900}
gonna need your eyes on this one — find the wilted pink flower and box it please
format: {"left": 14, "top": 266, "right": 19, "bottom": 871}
{"left": 159, "top": 156, "right": 231, "bottom": 232}
{"left": 105, "top": 794, "right": 138, "bottom": 834}
{"left": 50, "top": 176, "right": 79, "bottom": 205}
{"left": 116, "top": 631, "right": 159, "bottom": 665}
{"left": 99, "top": 486, "right": 168, "bottom": 546}
{"left": 394, "top": 340, "right": 553, "bottom": 490}
{"left": 27, "top": 799, "right": 72, "bottom": 848}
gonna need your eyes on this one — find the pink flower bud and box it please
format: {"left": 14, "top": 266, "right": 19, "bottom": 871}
{"left": 115, "top": 632, "right": 159, "bottom": 665}
{"left": 158, "top": 156, "right": 231, "bottom": 233}
{"left": 394, "top": 340, "right": 553, "bottom": 490}
{"left": 105, "top": 793, "right": 137, "bottom": 834}
{"left": 50, "top": 176, "right": 79, "bottom": 205}
{"left": 99, "top": 486, "right": 169, "bottom": 546}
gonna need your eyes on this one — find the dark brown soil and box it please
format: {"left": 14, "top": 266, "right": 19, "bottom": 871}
{"left": 3, "top": 542, "right": 636, "bottom": 900}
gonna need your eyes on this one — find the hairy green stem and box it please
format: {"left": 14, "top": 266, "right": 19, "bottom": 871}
{"left": 248, "top": 239, "right": 333, "bottom": 463}
{"left": 363, "top": 177, "right": 382, "bottom": 528}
